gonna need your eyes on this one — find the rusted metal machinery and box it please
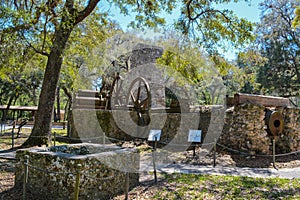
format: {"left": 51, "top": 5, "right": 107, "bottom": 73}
{"left": 265, "top": 109, "right": 284, "bottom": 136}
{"left": 231, "top": 93, "right": 290, "bottom": 107}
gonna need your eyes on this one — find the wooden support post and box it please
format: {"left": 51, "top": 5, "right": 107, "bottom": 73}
{"left": 23, "top": 155, "right": 29, "bottom": 200}
{"left": 125, "top": 172, "right": 129, "bottom": 200}
{"left": 213, "top": 138, "right": 217, "bottom": 167}
{"left": 152, "top": 137, "right": 158, "bottom": 184}
{"left": 11, "top": 131, "right": 14, "bottom": 149}
{"left": 74, "top": 170, "right": 81, "bottom": 200}
{"left": 53, "top": 132, "right": 56, "bottom": 147}
{"left": 273, "top": 139, "right": 277, "bottom": 170}
{"left": 11, "top": 121, "right": 16, "bottom": 149}
{"left": 193, "top": 145, "right": 196, "bottom": 157}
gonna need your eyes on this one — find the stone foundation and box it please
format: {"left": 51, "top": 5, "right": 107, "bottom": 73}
{"left": 15, "top": 143, "right": 139, "bottom": 200}
{"left": 70, "top": 107, "right": 220, "bottom": 141}
{"left": 279, "top": 107, "right": 300, "bottom": 153}
{"left": 219, "top": 104, "right": 270, "bottom": 154}
{"left": 69, "top": 104, "right": 300, "bottom": 155}
{"left": 220, "top": 104, "right": 300, "bottom": 154}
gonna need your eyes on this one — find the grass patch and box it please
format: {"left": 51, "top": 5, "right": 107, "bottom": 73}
{"left": 152, "top": 173, "right": 300, "bottom": 199}
{"left": 0, "top": 137, "right": 13, "bottom": 145}
{"left": 0, "top": 128, "right": 68, "bottom": 150}
{"left": 52, "top": 128, "right": 67, "bottom": 136}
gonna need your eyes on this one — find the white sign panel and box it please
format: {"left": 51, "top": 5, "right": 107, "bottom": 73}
{"left": 148, "top": 130, "right": 162, "bottom": 141}
{"left": 188, "top": 130, "right": 202, "bottom": 143}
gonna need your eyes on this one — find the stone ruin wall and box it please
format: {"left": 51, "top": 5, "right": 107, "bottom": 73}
{"left": 74, "top": 42, "right": 300, "bottom": 154}
{"left": 278, "top": 107, "right": 300, "bottom": 152}
{"left": 112, "top": 44, "right": 166, "bottom": 108}
{"left": 71, "top": 108, "right": 214, "bottom": 143}
{"left": 70, "top": 103, "right": 300, "bottom": 155}
{"left": 15, "top": 144, "right": 139, "bottom": 200}
{"left": 220, "top": 104, "right": 300, "bottom": 154}
{"left": 220, "top": 104, "right": 270, "bottom": 154}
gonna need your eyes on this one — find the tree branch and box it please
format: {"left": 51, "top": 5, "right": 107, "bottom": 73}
{"left": 75, "top": 0, "right": 101, "bottom": 24}
{"left": 62, "top": 86, "right": 72, "bottom": 102}
{"left": 65, "top": 0, "right": 75, "bottom": 12}
{"left": 21, "top": 33, "right": 50, "bottom": 57}
{"left": 13, "top": 0, "right": 19, "bottom": 9}
{"left": 42, "top": 15, "right": 49, "bottom": 55}
{"left": 186, "top": 0, "right": 230, "bottom": 22}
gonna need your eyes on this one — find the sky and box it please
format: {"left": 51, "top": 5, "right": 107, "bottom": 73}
{"left": 223, "top": 0, "right": 262, "bottom": 23}
{"left": 108, "top": 0, "right": 262, "bottom": 28}
{"left": 104, "top": 0, "right": 263, "bottom": 60}
{"left": 215, "top": 0, "right": 262, "bottom": 60}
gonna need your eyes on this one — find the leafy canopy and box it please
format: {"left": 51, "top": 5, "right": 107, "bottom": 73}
{"left": 256, "top": 0, "right": 300, "bottom": 96}
{"left": 292, "top": 6, "right": 300, "bottom": 28}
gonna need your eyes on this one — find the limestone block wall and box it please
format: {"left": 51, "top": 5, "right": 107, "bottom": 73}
{"left": 129, "top": 44, "right": 163, "bottom": 68}
{"left": 279, "top": 107, "right": 300, "bottom": 153}
{"left": 220, "top": 104, "right": 300, "bottom": 154}
{"left": 112, "top": 44, "right": 166, "bottom": 109}
{"left": 70, "top": 104, "right": 300, "bottom": 155}
{"left": 219, "top": 104, "right": 270, "bottom": 154}
{"left": 70, "top": 106, "right": 220, "bottom": 150}
{"left": 15, "top": 144, "right": 139, "bottom": 200}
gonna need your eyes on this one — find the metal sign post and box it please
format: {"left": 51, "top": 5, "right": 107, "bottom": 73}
{"left": 148, "top": 130, "right": 161, "bottom": 184}
{"left": 188, "top": 130, "right": 202, "bottom": 157}
{"left": 153, "top": 137, "right": 157, "bottom": 184}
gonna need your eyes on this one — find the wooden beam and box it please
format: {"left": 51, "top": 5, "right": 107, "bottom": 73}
{"left": 77, "top": 89, "right": 101, "bottom": 98}
{"left": 73, "top": 105, "right": 106, "bottom": 110}
{"left": 74, "top": 97, "right": 104, "bottom": 106}
{"left": 234, "top": 93, "right": 290, "bottom": 107}
{"left": 226, "top": 96, "right": 235, "bottom": 107}
{"left": 0, "top": 105, "right": 38, "bottom": 111}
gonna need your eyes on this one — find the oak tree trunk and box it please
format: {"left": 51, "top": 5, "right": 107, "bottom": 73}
{"left": 23, "top": 28, "right": 73, "bottom": 147}
{"left": 22, "top": 0, "right": 101, "bottom": 147}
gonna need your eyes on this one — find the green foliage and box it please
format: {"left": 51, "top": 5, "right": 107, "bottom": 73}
{"left": 156, "top": 34, "right": 229, "bottom": 105}
{"left": 292, "top": 6, "right": 300, "bottom": 28}
{"left": 175, "top": 0, "right": 255, "bottom": 54}
{"left": 114, "top": 0, "right": 176, "bottom": 28}
{"left": 0, "top": 1, "right": 117, "bottom": 110}
{"left": 0, "top": 70, "right": 43, "bottom": 105}
{"left": 0, "top": 31, "right": 45, "bottom": 108}
{"left": 1, "top": 0, "right": 256, "bottom": 100}
{"left": 256, "top": 0, "right": 300, "bottom": 96}
{"left": 110, "top": 0, "right": 255, "bottom": 53}
{"left": 234, "top": 49, "right": 267, "bottom": 94}
{"left": 62, "top": 11, "right": 118, "bottom": 93}
{"left": 157, "top": 49, "right": 203, "bottom": 85}
{"left": 0, "top": 15, "right": 47, "bottom": 108}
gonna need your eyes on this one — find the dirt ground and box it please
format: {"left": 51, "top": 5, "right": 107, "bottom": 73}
{"left": 0, "top": 139, "right": 300, "bottom": 199}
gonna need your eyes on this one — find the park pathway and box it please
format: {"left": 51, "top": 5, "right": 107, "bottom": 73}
{"left": 1, "top": 149, "right": 300, "bottom": 180}
{"left": 0, "top": 150, "right": 15, "bottom": 160}
{"left": 154, "top": 163, "right": 300, "bottom": 179}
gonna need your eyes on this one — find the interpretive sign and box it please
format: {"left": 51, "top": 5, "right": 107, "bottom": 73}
{"left": 148, "top": 130, "right": 161, "bottom": 141}
{"left": 188, "top": 130, "right": 202, "bottom": 143}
